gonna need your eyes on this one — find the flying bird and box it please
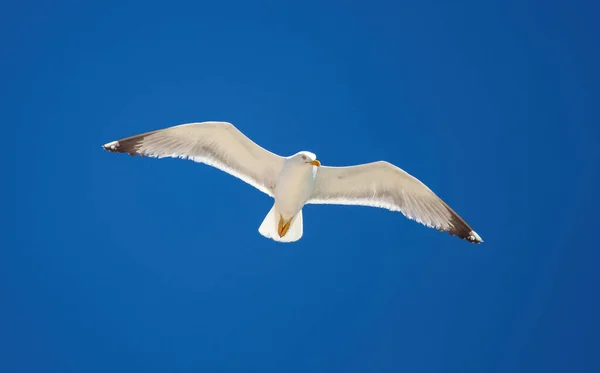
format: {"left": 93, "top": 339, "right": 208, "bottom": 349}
{"left": 102, "top": 121, "right": 483, "bottom": 244}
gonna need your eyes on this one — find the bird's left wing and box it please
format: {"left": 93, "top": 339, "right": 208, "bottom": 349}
{"left": 308, "top": 161, "right": 483, "bottom": 243}
{"left": 103, "top": 121, "right": 285, "bottom": 197}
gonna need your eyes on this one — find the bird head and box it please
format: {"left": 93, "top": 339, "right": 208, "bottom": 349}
{"left": 291, "top": 151, "right": 320, "bottom": 167}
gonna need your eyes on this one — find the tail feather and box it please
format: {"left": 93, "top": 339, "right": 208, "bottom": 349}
{"left": 258, "top": 205, "right": 303, "bottom": 243}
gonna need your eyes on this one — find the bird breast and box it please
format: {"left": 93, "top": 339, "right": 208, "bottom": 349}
{"left": 274, "top": 163, "right": 318, "bottom": 218}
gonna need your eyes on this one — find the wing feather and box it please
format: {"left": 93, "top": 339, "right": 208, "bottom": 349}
{"left": 102, "top": 121, "right": 285, "bottom": 197}
{"left": 308, "top": 161, "right": 483, "bottom": 243}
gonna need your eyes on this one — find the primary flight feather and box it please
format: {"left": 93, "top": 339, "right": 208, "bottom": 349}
{"left": 102, "top": 121, "right": 483, "bottom": 244}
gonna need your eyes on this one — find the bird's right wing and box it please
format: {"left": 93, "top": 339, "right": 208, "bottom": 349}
{"left": 308, "top": 161, "right": 482, "bottom": 243}
{"left": 103, "top": 121, "right": 285, "bottom": 197}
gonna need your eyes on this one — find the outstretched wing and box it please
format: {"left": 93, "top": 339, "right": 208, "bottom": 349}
{"left": 308, "top": 161, "right": 482, "bottom": 243}
{"left": 102, "top": 121, "right": 285, "bottom": 197}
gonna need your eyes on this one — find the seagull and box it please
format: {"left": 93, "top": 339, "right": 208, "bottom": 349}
{"left": 102, "top": 121, "right": 483, "bottom": 244}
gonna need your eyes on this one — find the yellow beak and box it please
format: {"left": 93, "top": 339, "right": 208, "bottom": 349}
{"left": 309, "top": 159, "right": 321, "bottom": 167}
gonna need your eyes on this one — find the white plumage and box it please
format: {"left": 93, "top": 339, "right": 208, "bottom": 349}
{"left": 103, "top": 121, "right": 483, "bottom": 244}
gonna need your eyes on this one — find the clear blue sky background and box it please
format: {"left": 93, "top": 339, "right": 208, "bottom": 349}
{"left": 3, "top": 0, "right": 599, "bottom": 372}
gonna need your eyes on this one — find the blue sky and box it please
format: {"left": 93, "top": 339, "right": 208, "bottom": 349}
{"left": 3, "top": 0, "right": 599, "bottom": 372}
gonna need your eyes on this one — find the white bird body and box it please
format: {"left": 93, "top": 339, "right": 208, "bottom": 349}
{"left": 257, "top": 152, "right": 320, "bottom": 242}
{"left": 103, "top": 121, "right": 483, "bottom": 244}
{"left": 274, "top": 153, "right": 318, "bottom": 219}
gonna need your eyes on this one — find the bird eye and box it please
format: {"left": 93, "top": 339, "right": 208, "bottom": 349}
{"left": 302, "top": 155, "right": 307, "bottom": 160}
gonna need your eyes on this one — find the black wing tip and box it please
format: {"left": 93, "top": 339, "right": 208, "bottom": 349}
{"left": 443, "top": 207, "right": 483, "bottom": 244}
{"left": 102, "top": 129, "right": 162, "bottom": 155}
{"left": 466, "top": 230, "right": 484, "bottom": 244}
{"left": 102, "top": 141, "right": 120, "bottom": 152}
{"left": 447, "top": 229, "right": 483, "bottom": 244}
{"left": 102, "top": 139, "right": 142, "bottom": 156}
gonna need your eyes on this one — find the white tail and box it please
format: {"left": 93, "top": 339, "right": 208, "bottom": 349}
{"left": 258, "top": 204, "right": 303, "bottom": 243}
